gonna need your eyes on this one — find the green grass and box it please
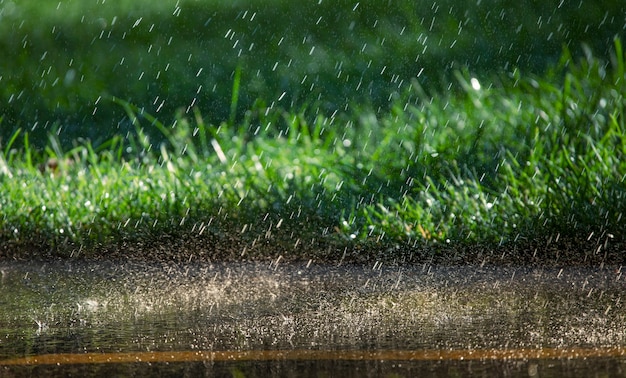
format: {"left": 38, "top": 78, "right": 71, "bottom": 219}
{"left": 1, "top": 38, "right": 625, "bottom": 261}
{"left": 2, "top": 0, "right": 624, "bottom": 146}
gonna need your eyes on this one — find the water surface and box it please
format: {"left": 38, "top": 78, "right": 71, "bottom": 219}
{"left": 1, "top": 260, "right": 624, "bottom": 376}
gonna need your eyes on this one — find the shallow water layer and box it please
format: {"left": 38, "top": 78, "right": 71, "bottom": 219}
{"left": 0, "top": 260, "right": 625, "bottom": 376}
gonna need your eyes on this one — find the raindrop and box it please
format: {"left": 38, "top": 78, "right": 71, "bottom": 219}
{"left": 470, "top": 77, "right": 481, "bottom": 90}
{"left": 132, "top": 17, "right": 143, "bottom": 28}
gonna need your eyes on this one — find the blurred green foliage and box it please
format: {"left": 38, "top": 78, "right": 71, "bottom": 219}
{"left": 1, "top": 0, "right": 624, "bottom": 146}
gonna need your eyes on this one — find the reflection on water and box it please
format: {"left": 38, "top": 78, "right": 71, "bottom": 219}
{"left": 5, "top": 358, "right": 626, "bottom": 378}
{"left": 0, "top": 260, "right": 625, "bottom": 376}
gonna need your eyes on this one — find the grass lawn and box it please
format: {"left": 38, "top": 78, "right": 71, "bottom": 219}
{"left": 0, "top": 1, "right": 624, "bottom": 263}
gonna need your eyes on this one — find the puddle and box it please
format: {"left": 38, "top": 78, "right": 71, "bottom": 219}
{"left": 0, "top": 260, "right": 625, "bottom": 376}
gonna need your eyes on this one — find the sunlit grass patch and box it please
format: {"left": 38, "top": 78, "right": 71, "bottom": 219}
{"left": 344, "top": 40, "right": 626, "bottom": 251}
{"left": 0, "top": 39, "right": 625, "bottom": 261}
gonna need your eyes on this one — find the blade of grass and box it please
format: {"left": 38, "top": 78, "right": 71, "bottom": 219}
{"left": 229, "top": 64, "right": 242, "bottom": 127}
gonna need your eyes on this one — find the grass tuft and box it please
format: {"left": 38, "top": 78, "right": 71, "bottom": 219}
{"left": 0, "top": 39, "right": 625, "bottom": 262}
